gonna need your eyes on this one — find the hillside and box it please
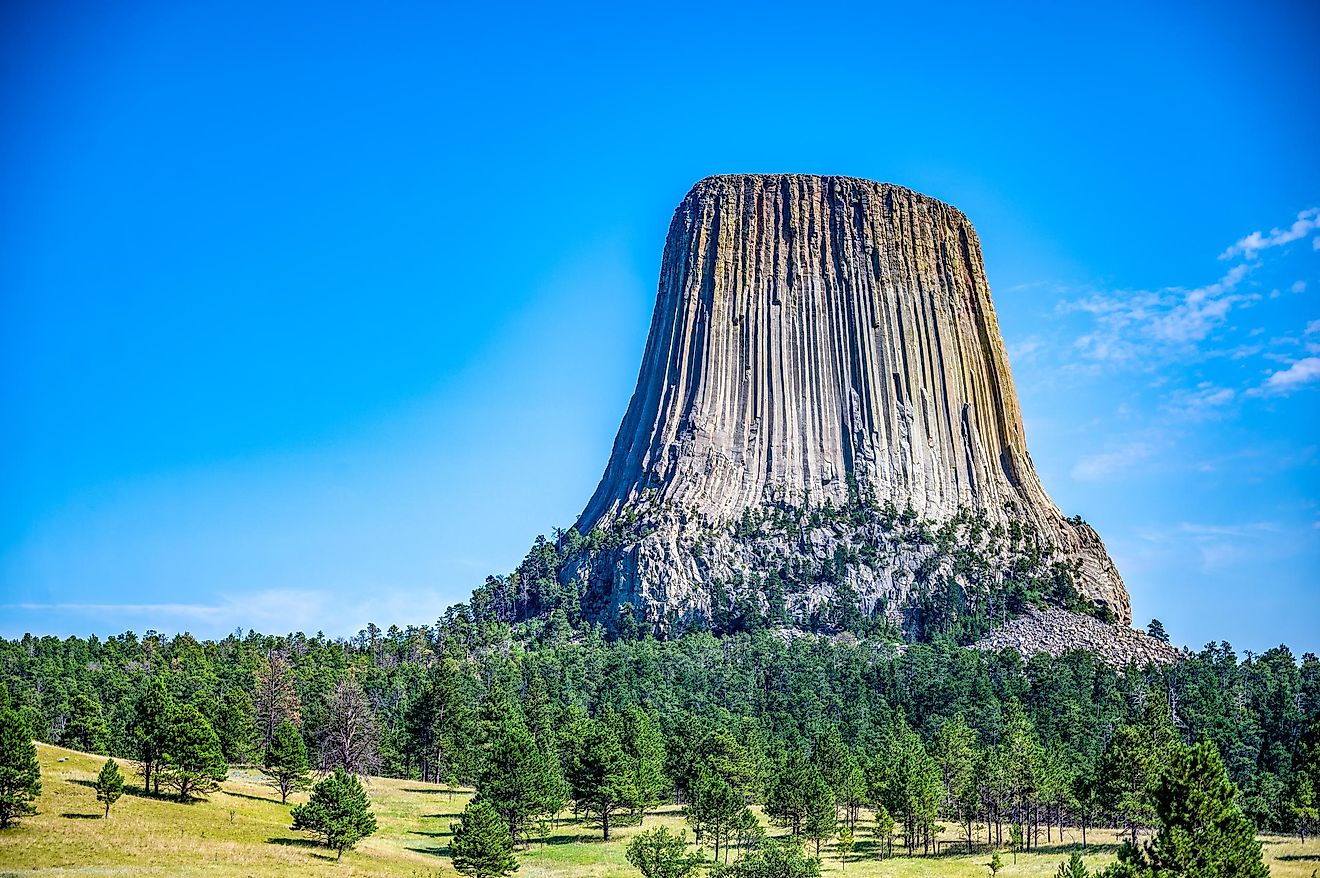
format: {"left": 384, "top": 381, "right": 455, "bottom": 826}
{"left": 2, "top": 743, "right": 1315, "bottom": 877}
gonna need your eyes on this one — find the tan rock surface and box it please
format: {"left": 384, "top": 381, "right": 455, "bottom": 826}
{"left": 568, "top": 175, "right": 1131, "bottom": 633}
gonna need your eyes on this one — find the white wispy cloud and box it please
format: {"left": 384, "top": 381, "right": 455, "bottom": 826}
{"left": 1163, "top": 383, "right": 1236, "bottom": 420}
{"left": 1071, "top": 442, "right": 1155, "bottom": 481}
{"left": 1066, "top": 262, "right": 1258, "bottom": 363}
{"left": 3, "top": 587, "right": 459, "bottom": 638}
{"left": 1252, "top": 356, "right": 1320, "bottom": 396}
{"left": 1219, "top": 207, "right": 1320, "bottom": 260}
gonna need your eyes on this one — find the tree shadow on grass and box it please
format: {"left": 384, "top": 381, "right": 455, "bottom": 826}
{"left": 61, "top": 812, "right": 103, "bottom": 819}
{"left": 70, "top": 778, "right": 183, "bottom": 803}
{"left": 402, "top": 787, "right": 467, "bottom": 796}
{"left": 422, "top": 811, "right": 464, "bottom": 820}
{"left": 221, "top": 788, "right": 284, "bottom": 804}
{"left": 1277, "top": 854, "right": 1320, "bottom": 861}
{"left": 266, "top": 837, "right": 337, "bottom": 861}
{"left": 825, "top": 837, "right": 1123, "bottom": 863}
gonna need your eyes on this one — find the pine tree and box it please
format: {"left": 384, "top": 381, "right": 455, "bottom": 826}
{"left": 478, "top": 709, "right": 566, "bottom": 844}
{"left": 613, "top": 706, "right": 669, "bottom": 821}
{"left": 95, "top": 758, "right": 124, "bottom": 817}
{"left": 1055, "top": 852, "right": 1089, "bottom": 878}
{"left": 158, "top": 703, "right": 227, "bottom": 802}
{"left": 838, "top": 760, "right": 867, "bottom": 829}
{"left": 687, "top": 768, "right": 746, "bottom": 862}
{"left": 626, "top": 826, "right": 705, "bottom": 878}
{"left": 764, "top": 749, "right": 813, "bottom": 835}
{"left": 1290, "top": 772, "right": 1317, "bottom": 842}
{"left": 565, "top": 716, "right": 635, "bottom": 840}
{"left": 718, "top": 838, "right": 821, "bottom": 878}
{"left": 213, "top": 689, "right": 257, "bottom": 765}
{"left": 61, "top": 692, "right": 109, "bottom": 754}
{"left": 801, "top": 770, "right": 837, "bottom": 856}
{"left": 290, "top": 768, "right": 378, "bottom": 859}
{"left": 450, "top": 799, "right": 518, "bottom": 878}
{"left": 1142, "top": 739, "right": 1269, "bottom": 878}
{"left": 872, "top": 803, "right": 895, "bottom": 858}
{"left": 0, "top": 684, "right": 40, "bottom": 828}
{"left": 835, "top": 826, "right": 855, "bottom": 870}
{"left": 131, "top": 677, "right": 173, "bottom": 795}
{"left": 1099, "top": 724, "right": 1159, "bottom": 846}
{"left": 1146, "top": 620, "right": 1169, "bottom": 643}
{"left": 878, "top": 717, "right": 943, "bottom": 855}
{"left": 263, "top": 720, "right": 310, "bottom": 803}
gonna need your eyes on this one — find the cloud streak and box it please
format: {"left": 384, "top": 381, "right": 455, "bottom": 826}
{"left": 1071, "top": 442, "right": 1155, "bottom": 481}
{"left": 2, "top": 587, "right": 459, "bottom": 638}
{"left": 1253, "top": 356, "right": 1320, "bottom": 396}
{"left": 1066, "top": 263, "right": 1258, "bottom": 363}
{"left": 1219, "top": 207, "right": 1320, "bottom": 260}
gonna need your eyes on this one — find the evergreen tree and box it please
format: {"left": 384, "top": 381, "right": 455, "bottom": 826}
{"left": 1099, "top": 725, "right": 1159, "bottom": 846}
{"left": 1141, "top": 739, "right": 1269, "bottom": 878}
{"left": 810, "top": 727, "right": 851, "bottom": 795}
{"left": 565, "top": 716, "right": 635, "bottom": 840}
{"left": 999, "top": 700, "right": 1044, "bottom": 852}
{"left": 715, "top": 838, "right": 820, "bottom": 878}
{"left": 801, "top": 770, "right": 837, "bottom": 856}
{"left": 0, "top": 684, "right": 40, "bottom": 828}
{"left": 263, "top": 720, "right": 310, "bottom": 803}
{"left": 213, "top": 689, "right": 257, "bottom": 765}
{"left": 626, "top": 826, "right": 705, "bottom": 878}
{"left": 95, "top": 758, "right": 124, "bottom": 817}
{"left": 404, "top": 660, "right": 473, "bottom": 785}
{"left": 131, "top": 677, "right": 173, "bottom": 795}
{"left": 291, "top": 768, "right": 377, "bottom": 859}
{"left": 764, "top": 749, "right": 813, "bottom": 835}
{"left": 835, "top": 826, "right": 855, "bottom": 870}
{"left": 1055, "top": 852, "right": 1090, "bottom": 878}
{"left": 686, "top": 769, "right": 747, "bottom": 863}
{"left": 838, "top": 762, "right": 867, "bottom": 829}
{"left": 1289, "top": 772, "right": 1317, "bottom": 842}
{"left": 158, "top": 703, "right": 227, "bottom": 801}
{"left": 874, "top": 717, "right": 942, "bottom": 855}
{"left": 478, "top": 709, "right": 566, "bottom": 844}
{"left": 1146, "top": 620, "right": 1169, "bottom": 643}
{"left": 613, "top": 707, "right": 669, "bottom": 820}
{"left": 61, "top": 692, "right": 109, "bottom": 754}
{"left": 872, "top": 803, "right": 895, "bottom": 858}
{"left": 451, "top": 798, "right": 518, "bottom": 878}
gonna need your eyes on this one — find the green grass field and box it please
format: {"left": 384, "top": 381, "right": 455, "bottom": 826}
{"left": 1, "top": 744, "right": 1317, "bottom": 877}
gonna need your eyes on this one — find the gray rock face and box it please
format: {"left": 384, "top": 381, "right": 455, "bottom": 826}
{"left": 567, "top": 175, "right": 1130, "bottom": 634}
{"left": 974, "top": 608, "right": 1180, "bottom": 666}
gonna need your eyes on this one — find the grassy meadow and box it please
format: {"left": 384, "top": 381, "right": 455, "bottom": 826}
{"left": 1, "top": 743, "right": 1317, "bottom": 877}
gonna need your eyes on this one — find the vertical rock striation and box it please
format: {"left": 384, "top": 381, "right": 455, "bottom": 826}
{"left": 565, "top": 175, "right": 1130, "bottom": 635}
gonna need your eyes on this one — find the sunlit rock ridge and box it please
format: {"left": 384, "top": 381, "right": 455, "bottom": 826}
{"left": 564, "top": 174, "right": 1130, "bottom": 638}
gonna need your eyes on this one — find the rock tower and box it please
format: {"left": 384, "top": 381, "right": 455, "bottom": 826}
{"left": 564, "top": 175, "right": 1130, "bottom": 636}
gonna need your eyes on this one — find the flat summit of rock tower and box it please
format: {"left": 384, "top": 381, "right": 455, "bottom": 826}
{"left": 560, "top": 174, "right": 1130, "bottom": 639}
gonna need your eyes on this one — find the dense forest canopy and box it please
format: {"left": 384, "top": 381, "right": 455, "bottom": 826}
{"left": 2, "top": 598, "right": 1317, "bottom": 841}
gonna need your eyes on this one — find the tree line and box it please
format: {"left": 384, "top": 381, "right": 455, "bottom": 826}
{"left": 1, "top": 616, "right": 1318, "bottom": 851}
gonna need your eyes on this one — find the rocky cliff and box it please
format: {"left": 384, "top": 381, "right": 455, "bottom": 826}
{"left": 561, "top": 174, "right": 1130, "bottom": 638}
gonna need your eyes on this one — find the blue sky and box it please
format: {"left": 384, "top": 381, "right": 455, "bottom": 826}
{"left": 2, "top": 0, "right": 1317, "bottom": 652}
